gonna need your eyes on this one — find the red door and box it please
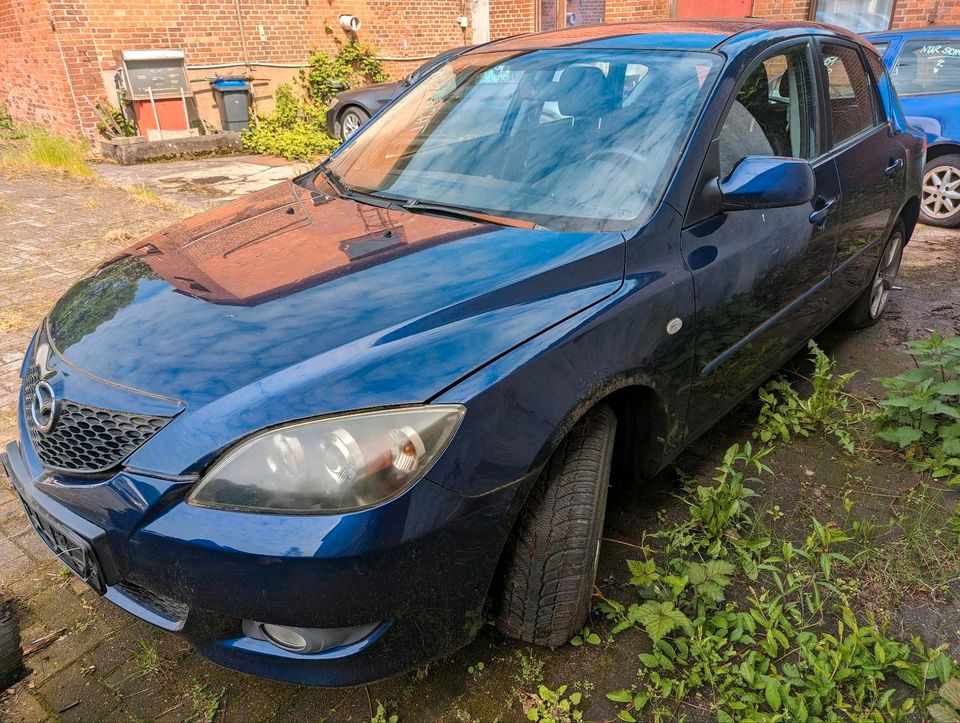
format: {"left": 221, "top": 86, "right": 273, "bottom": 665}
{"left": 674, "top": 0, "right": 752, "bottom": 18}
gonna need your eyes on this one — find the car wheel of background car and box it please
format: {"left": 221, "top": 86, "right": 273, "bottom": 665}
{"left": 921, "top": 155, "right": 960, "bottom": 228}
{"left": 339, "top": 107, "right": 370, "bottom": 141}
{"left": 0, "top": 596, "right": 23, "bottom": 691}
{"left": 494, "top": 404, "right": 616, "bottom": 648}
{"left": 839, "top": 220, "right": 905, "bottom": 330}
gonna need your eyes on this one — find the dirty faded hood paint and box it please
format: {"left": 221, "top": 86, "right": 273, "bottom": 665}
{"left": 42, "top": 180, "right": 624, "bottom": 470}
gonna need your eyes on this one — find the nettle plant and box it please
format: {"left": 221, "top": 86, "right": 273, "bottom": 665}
{"left": 597, "top": 444, "right": 958, "bottom": 722}
{"left": 875, "top": 332, "right": 960, "bottom": 486}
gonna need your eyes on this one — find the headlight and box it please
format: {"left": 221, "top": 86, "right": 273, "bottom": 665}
{"left": 188, "top": 405, "right": 464, "bottom": 514}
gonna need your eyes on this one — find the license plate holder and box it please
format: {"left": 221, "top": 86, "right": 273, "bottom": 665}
{"left": 16, "top": 489, "right": 106, "bottom": 594}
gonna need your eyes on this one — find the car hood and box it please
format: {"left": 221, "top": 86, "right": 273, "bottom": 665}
{"left": 45, "top": 179, "right": 625, "bottom": 473}
{"left": 336, "top": 81, "right": 401, "bottom": 104}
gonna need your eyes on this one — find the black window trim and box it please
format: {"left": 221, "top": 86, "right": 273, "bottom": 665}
{"left": 813, "top": 36, "right": 886, "bottom": 154}
{"left": 888, "top": 36, "right": 960, "bottom": 98}
{"left": 716, "top": 37, "right": 823, "bottom": 168}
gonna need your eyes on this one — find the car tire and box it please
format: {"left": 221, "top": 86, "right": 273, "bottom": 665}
{"left": 339, "top": 107, "right": 370, "bottom": 141}
{"left": 921, "top": 155, "right": 960, "bottom": 228}
{"left": 494, "top": 404, "right": 616, "bottom": 648}
{"left": 0, "top": 597, "right": 23, "bottom": 691}
{"left": 839, "top": 220, "right": 905, "bottom": 330}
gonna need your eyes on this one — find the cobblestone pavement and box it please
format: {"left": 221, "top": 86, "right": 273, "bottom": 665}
{"left": 0, "top": 165, "right": 958, "bottom": 722}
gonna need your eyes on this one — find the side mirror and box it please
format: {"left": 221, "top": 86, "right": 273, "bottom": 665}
{"left": 719, "top": 156, "right": 815, "bottom": 211}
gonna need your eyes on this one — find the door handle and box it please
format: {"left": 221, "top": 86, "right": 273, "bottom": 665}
{"left": 885, "top": 158, "right": 904, "bottom": 178}
{"left": 809, "top": 197, "right": 837, "bottom": 227}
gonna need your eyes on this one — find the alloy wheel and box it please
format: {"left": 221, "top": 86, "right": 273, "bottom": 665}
{"left": 869, "top": 231, "right": 902, "bottom": 319}
{"left": 922, "top": 165, "right": 960, "bottom": 219}
{"left": 341, "top": 111, "right": 364, "bottom": 139}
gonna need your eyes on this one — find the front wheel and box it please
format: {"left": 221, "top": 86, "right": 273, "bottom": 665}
{"left": 339, "top": 107, "right": 370, "bottom": 141}
{"left": 921, "top": 155, "right": 960, "bottom": 228}
{"left": 494, "top": 405, "right": 617, "bottom": 647}
{"left": 839, "top": 220, "right": 904, "bottom": 329}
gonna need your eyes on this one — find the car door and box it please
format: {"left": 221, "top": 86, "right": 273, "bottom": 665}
{"left": 682, "top": 39, "right": 842, "bottom": 437}
{"left": 817, "top": 40, "right": 904, "bottom": 304}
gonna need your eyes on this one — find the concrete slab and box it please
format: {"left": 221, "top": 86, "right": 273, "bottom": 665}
{"left": 92, "top": 154, "right": 311, "bottom": 206}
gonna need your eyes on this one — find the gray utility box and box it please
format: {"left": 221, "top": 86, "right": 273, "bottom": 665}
{"left": 211, "top": 78, "right": 251, "bottom": 132}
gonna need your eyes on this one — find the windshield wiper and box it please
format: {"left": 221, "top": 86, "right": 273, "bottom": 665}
{"left": 401, "top": 198, "right": 504, "bottom": 225}
{"left": 317, "top": 164, "right": 349, "bottom": 198}
{"left": 316, "top": 166, "right": 403, "bottom": 211}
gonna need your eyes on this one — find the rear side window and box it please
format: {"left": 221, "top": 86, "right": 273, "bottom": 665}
{"left": 865, "top": 50, "right": 891, "bottom": 120}
{"left": 892, "top": 40, "right": 960, "bottom": 95}
{"left": 821, "top": 43, "right": 878, "bottom": 145}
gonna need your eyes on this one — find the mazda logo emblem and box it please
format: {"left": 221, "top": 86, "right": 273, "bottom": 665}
{"left": 30, "top": 380, "right": 59, "bottom": 434}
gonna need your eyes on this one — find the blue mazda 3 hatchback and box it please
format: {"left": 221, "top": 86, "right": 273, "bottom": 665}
{"left": 2, "top": 20, "right": 923, "bottom": 685}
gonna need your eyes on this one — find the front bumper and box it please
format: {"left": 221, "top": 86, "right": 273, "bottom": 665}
{"left": 1, "top": 439, "right": 518, "bottom": 685}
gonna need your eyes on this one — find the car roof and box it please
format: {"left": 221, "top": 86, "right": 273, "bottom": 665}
{"left": 866, "top": 27, "right": 960, "bottom": 39}
{"left": 474, "top": 19, "right": 862, "bottom": 54}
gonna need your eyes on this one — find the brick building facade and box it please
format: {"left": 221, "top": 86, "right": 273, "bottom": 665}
{"left": 1, "top": 0, "right": 958, "bottom": 141}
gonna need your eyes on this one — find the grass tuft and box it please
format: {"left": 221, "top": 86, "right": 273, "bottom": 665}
{"left": 1, "top": 127, "right": 92, "bottom": 177}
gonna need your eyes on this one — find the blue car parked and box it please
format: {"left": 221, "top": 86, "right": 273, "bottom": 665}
{"left": 2, "top": 20, "right": 922, "bottom": 685}
{"left": 866, "top": 28, "right": 960, "bottom": 226}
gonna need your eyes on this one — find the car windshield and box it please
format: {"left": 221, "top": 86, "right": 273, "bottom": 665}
{"left": 324, "top": 48, "right": 721, "bottom": 232}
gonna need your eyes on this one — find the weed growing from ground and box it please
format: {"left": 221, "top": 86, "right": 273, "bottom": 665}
{"left": 186, "top": 684, "right": 224, "bottom": 723}
{"left": 599, "top": 444, "right": 958, "bottom": 721}
{"left": 0, "top": 126, "right": 91, "bottom": 177}
{"left": 874, "top": 332, "right": 960, "bottom": 487}
{"left": 522, "top": 684, "right": 583, "bottom": 722}
{"left": 755, "top": 340, "right": 862, "bottom": 452}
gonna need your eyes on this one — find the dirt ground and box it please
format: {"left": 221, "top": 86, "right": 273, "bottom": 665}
{"left": 0, "top": 167, "right": 958, "bottom": 722}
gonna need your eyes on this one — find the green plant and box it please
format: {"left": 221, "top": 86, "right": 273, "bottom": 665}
{"left": 0, "top": 126, "right": 91, "bottom": 177}
{"left": 95, "top": 102, "right": 136, "bottom": 138}
{"left": 522, "top": 684, "right": 583, "bottom": 722}
{"left": 874, "top": 332, "right": 960, "bottom": 485}
{"left": 599, "top": 443, "right": 958, "bottom": 722}
{"left": 929, "top": 678, "right": 960, "bottom": 722}
{"left": 0, "top": 105, "right": 23, "bottom": 139}
{"left": 243, "top": 40, "right": 385, "bottom": 160}
{"left": 755, "top": 340, "right": 861, "bottom": 452}
{"left": 132, "top": 639, "right": 164, "bottom": 677}
{"left": 187, "top": 684, "right": 224, "bottom": 723}
{"left": 569, "top": 627, "right": 601, "bottom": 646}
{"left": 303, "top": 40, "right": 387, "bottom": 105}
{"left": 371, "top": 701, "right": 399, "bottom": 723}
{"left": 242, "top": 84, "right": 339, "bottom": 161}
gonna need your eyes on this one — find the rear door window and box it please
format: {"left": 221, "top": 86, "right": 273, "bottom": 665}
{"left": 821, "top": 43, "right": 878, "bottom": 146}
{"left": 892, "top": 39, "right": 960, "bottom": 95}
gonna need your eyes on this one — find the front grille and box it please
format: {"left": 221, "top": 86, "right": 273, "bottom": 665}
{"left": 114, "top": 581, "right": 189, "bottom": 624}
{"left": 22, "top": 366, "right": 173, "bottom": 475}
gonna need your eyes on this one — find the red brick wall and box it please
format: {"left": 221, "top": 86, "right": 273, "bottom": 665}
{"left": 0, "top": 0, "right": 81, "bottom": 137}
{"left": 751, "top": 0, "right": 960, "bottom": 27}
{"left": 751, "top": 0, "right": 810, "bottom": 20}
{"left": 891, "top": 0, "right": 960, "bottom": 27}
{"left": 489, "top": 0, "right": 537, "bottom": 38}
{"left": 605, "top": 0, "right": 672, "bottom": 22}
{"left": 4, "top": 0, "right": 960, "bottom": 141}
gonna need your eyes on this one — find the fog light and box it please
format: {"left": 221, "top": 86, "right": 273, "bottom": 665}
{"left": 260, "top": 623, "right": 308, "bottom": 651}
{"left": 243, "top": 619, "right": 381, "bottom": 654}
